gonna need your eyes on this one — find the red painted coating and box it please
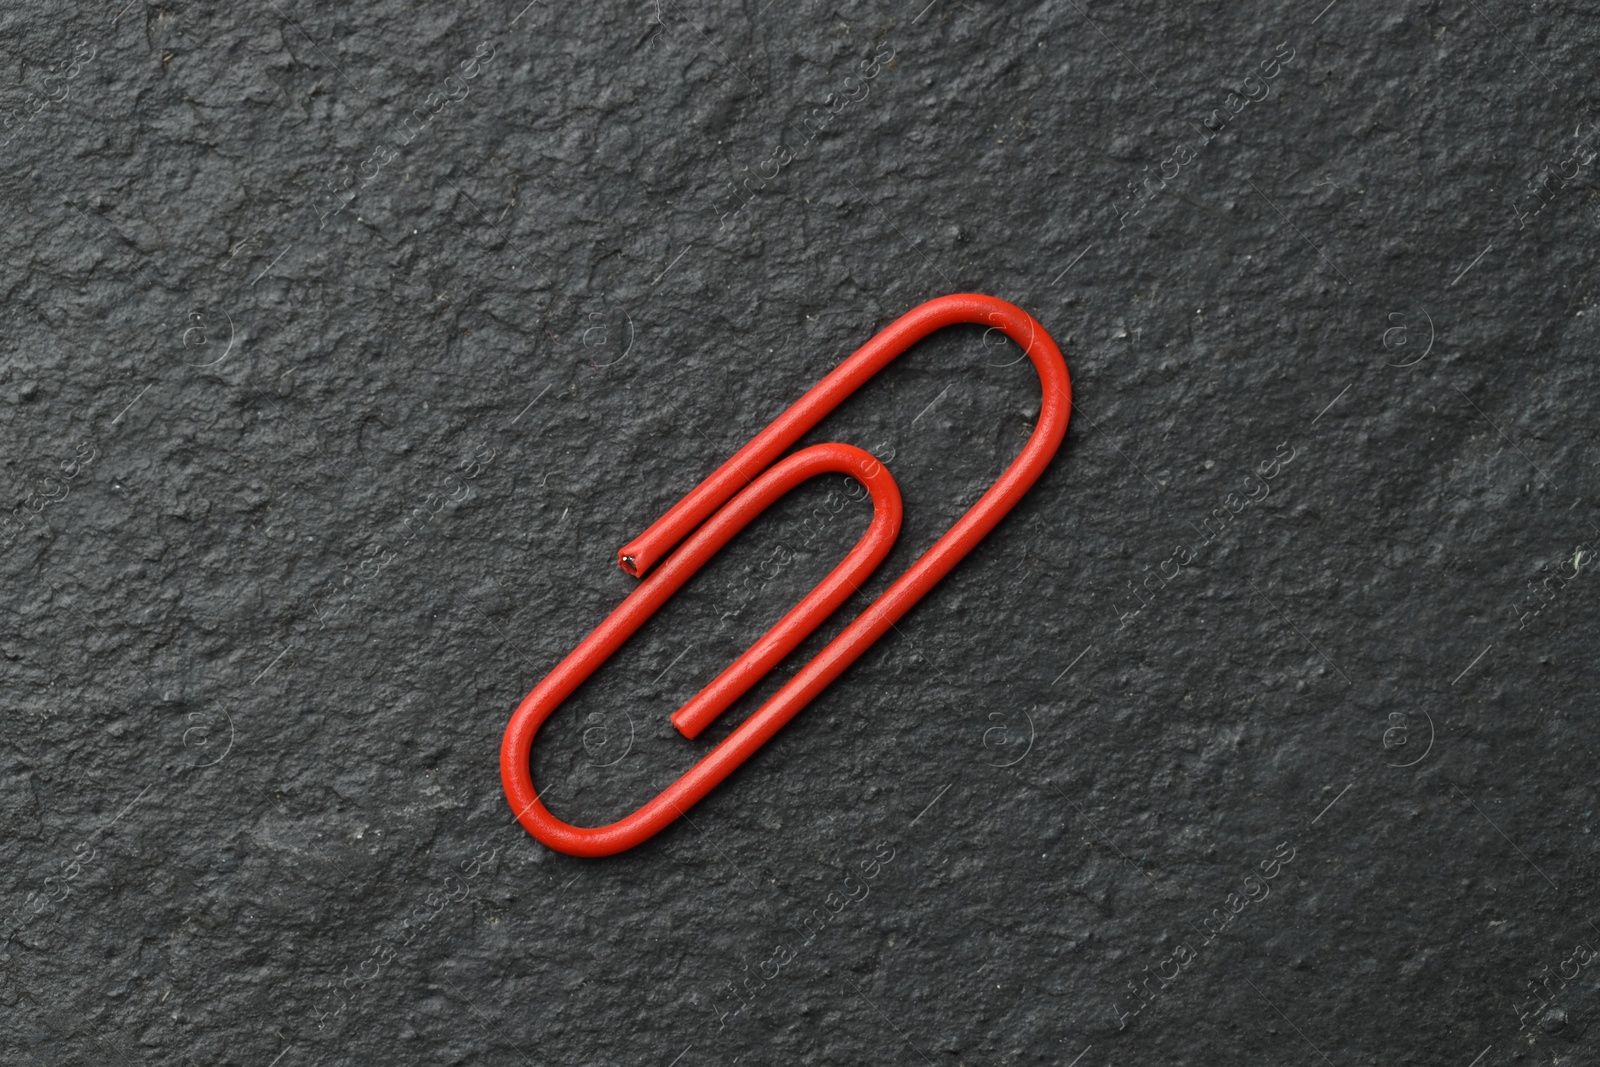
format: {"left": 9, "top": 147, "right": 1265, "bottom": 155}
{"left": 501, "top": 293, "right": 1071, "bottom": 856}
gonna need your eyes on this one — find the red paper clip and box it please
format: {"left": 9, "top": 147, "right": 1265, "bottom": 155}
{"left": 501, "top": 293, "right": 1071, "bottom": 856}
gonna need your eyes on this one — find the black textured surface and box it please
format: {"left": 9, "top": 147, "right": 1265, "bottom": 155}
{"left": 3, "top": 0, "right": 1599, "bottom": 1063}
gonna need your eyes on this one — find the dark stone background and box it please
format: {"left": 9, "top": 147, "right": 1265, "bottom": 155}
{"left": 2, "top": 0, "right": 1597, "bottom": 1063}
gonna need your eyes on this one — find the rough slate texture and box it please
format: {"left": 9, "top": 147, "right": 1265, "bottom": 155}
{"left": 2, "top": 0, "right": 1598, "bottom": 1063}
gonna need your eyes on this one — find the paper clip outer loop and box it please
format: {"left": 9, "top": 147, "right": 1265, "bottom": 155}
{"left": 502, "top": 292, "right": 1070, "bottom": 856}
{"left": 501, "top": 442, "right": 903, "bottom": 857}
